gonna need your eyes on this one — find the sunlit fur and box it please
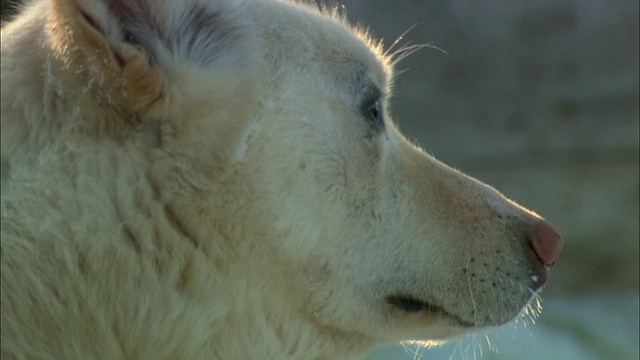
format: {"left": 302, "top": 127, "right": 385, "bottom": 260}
{"left": 2, "top": 0, "right": 551, "bottom": 359}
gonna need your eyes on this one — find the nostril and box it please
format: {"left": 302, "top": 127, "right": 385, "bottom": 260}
{"left": 529, "top": 219, "right": 563, "bottom": 266}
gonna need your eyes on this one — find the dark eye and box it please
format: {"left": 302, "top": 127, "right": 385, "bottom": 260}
{"left": 366, "top": 99, "right": 384, "bottom": 129}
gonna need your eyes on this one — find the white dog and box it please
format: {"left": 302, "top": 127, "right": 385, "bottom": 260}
{"left": 0, "top": 0, "right": 562, "bottom": 359}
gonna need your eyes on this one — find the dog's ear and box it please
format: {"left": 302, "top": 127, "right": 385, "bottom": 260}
{"left": 47, "top": 0, "right": 252, "bottom": 122}
{"left": 47, "top": 0, "right": 165, "bottom": 120}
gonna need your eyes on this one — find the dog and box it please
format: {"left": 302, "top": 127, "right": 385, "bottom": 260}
{"left": 0, "top": 0, "right": 562, "bottom": 358}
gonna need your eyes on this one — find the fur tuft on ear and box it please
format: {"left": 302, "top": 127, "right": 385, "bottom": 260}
{"left": 95, "top": 0, "right": 252, "bottom": 69}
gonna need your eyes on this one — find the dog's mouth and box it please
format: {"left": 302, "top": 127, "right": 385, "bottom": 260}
{"left": 385, "top": 295, "right": 475, "bottom": 328}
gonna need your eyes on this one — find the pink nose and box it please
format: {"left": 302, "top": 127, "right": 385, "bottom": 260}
{"left": 529, "top": 219, "right": 562, "bottom": 266}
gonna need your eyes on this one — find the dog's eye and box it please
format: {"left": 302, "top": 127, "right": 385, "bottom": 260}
{"left": 366, "top": 99, "right": 384, "bottom": 128}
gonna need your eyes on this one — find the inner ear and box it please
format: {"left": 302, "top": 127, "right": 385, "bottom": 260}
{"left": 78, "top": 7, "right": 128, "bottom": 69}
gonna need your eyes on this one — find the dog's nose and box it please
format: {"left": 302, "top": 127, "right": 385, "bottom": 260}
{"left": 529, "top": 219, "right": 562, "bottom": 266}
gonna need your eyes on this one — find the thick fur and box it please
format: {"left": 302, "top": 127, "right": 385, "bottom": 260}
{"left": 1, "top": 1, "right": 555, "bottom": 359}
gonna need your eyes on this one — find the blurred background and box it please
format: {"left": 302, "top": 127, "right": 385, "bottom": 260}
{"left": 2, "top": 0, "right": 638, "bottom": 359}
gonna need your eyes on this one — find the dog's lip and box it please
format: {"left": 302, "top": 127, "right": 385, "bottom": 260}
{"left": 386, "top": 295, "right": 475, "bottom": 328}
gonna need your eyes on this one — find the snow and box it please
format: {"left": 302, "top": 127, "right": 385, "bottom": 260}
{"left": 366, "top": 291, "right": 639, "bottom": 360}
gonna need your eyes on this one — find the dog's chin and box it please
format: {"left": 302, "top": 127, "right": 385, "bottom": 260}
{"left": 385, "top": 295, "right": 476, "bottom": 328}
{"left": 386, "top": 292, "right": 542, "bottom": 331}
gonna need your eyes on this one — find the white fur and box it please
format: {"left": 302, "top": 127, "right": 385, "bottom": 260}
{"left": 1, "top": 0, "right": 554, "bottom": 359}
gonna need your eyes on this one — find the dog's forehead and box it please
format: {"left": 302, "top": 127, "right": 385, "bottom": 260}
{"left": 325, "top": 42, "right": 388, "bottom": 97}
{"left": 312, "top": 16, "right": 389, "bottom": 93}
{"left": 251, "top": 1, "right": 389, "bottom": 93}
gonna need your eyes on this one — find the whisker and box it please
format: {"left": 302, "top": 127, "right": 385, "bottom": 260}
{"left": 389, "top": 43, "right": 448, "bottom": 67}
{"left": 383, "top": 24, "right": 448, "bottom": 68}
{"left": 384, "top": 23, "right": 418, "bottom": 58}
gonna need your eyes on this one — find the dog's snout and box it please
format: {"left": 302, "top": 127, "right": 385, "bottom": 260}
{"left": 475, "top": 180, "right": 563, "bottom": 268}
{"left": 528, "top": 219, "right": 562, "bottom": 266}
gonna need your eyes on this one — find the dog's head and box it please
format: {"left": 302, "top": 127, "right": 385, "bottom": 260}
{"left": 226, "top": 2, "right": 562, "bottom": 343}
{"left": 10, "top": 0, "right": 562, "bottom": 351}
